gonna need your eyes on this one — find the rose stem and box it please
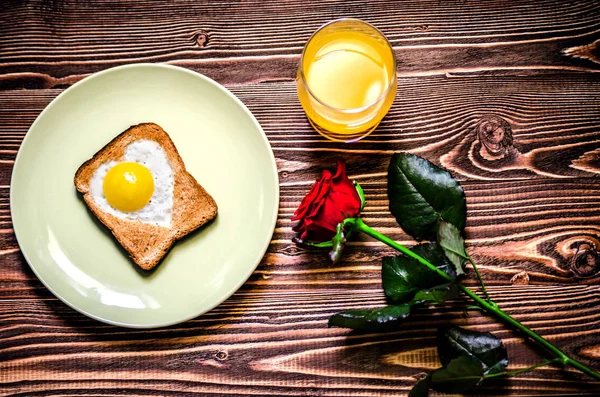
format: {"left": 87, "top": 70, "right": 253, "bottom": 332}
{"left": 466, "top": 253, "right": 493, "bottom": 303}
{"left": 353, "top": 218, "right": 600, "bottom": 381}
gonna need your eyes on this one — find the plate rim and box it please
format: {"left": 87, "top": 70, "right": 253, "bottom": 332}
{"left": 10, "top": 63, "right": 280, "bottom": 328}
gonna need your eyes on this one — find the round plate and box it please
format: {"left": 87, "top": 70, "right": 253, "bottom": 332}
{"left": 11, "top": 64, "right": 279, "bottom": 328}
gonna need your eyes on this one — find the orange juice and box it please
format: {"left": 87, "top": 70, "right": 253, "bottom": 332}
{"left": 297, "top": 19, "right": 396, "bottom": 142}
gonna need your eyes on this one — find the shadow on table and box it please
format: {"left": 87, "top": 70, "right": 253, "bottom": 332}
{"left": 74, "top": 189, "right": 216, "bottom": 279}
{"left": 335, "top": 303, "right": 596, "bottom": 396}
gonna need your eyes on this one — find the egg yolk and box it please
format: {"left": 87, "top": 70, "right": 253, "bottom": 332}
{"left": 103, "top": 162, "right": 154, "bottom": 212}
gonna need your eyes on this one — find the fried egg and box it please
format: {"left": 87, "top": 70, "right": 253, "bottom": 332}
{"left": 89, "top": 140, "right": 174, "bottom": 228}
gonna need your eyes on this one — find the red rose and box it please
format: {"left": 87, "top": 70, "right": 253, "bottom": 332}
{"left": 292, "top": 161, "right": 362, "bottom": 242}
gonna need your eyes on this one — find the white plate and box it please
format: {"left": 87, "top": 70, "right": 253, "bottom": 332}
{"left": 11, "top": 64, "right": 279, "bottom": 328}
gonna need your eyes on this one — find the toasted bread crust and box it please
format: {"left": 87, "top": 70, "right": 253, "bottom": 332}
{"left": 74, "top": 123, "right": 218, "bottom": 270}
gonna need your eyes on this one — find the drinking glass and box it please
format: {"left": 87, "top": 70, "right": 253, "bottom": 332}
{"left": 297, "top": 18, "right": 397, "bottom": 142}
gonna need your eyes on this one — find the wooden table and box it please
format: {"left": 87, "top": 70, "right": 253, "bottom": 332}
{"left": 2, "top": 1, "right": 600, "bottom": 396}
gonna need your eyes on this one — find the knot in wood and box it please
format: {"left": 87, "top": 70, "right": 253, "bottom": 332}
{"left": 282, "top": 245, "right": 299, "bottom": 255}
{"left": 571, "top": 242, "right": 600, "bottom": 278}
{"left": 476, "top": 115, "right": 513, "bottom": 155}
{"left": 193, "top": 31, "right": 209, "bottom": 48}
{"left": 563, "top": 39, "right": 600, "bottom": 65}
{"left": 510, "top": 271, "right": 530, "bottom": 285}
{"left": 215, "top": 351, "right": 228, "bottom": 360}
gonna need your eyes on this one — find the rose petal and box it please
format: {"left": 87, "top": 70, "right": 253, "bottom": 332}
{"left": 301, "top": 217, "right": 337, "bottom": 241}
{"left": 292, "top": 161, "right": 362, "bottom": 244}
{"left": 292, "top": 170, "right": 332, "bottom": 221}
{"left": 293, "top": 177, "right": 332, "bottom": 235}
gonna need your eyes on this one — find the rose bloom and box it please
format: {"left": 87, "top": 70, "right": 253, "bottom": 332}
{"left": 292, "top": 161, "right": 361, "bottom": 242}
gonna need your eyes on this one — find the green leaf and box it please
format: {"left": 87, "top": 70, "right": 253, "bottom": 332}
{"left": 413, "top": 283, "right": 459, "bottom": 304}
{"left": 417, "top": 327, "right": 508, "bottom": 395}
{"left": 330, "top": 244, "right": 459, "bottom": 331}
{"left": 387, "top": 153, "right": 466, "bottom": 241}
{"left": 329, "top": 304, "right": 414, "bottom": 331}
{"left": 382, "top": 243, "right": 456, "bottom": 302}
{"left": 438, "top": 326, "right": 508, "bottom": 377}
{"left": 437, "top": 221, "right": 468, "bottom": 275}
{"left": 430, "top": 355, "right": 484, "bottom": 393}
{"left": 408, "top": 376, "right": 431, "bottom": 397}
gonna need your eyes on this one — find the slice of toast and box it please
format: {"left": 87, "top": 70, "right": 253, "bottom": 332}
{"left": 74, "top": 122, "right": 218, "bottom": 270}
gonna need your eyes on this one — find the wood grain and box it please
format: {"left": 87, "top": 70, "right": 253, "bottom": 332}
{"left": 1, "top": 73, "right": 600, "bottom": 184}
{"left": 2, "top": 0, "right": 600, "bottom": 396}
{"left": 0, "top": 286, "right": 599, "bottom": 396}
{"left": 1, "top": 0, "right": 600, "bottom": 88}
{"left": 2, "top": 177, "right": 600, "bottom": 301}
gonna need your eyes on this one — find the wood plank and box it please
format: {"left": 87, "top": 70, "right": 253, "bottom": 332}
{"left": 1, "top": 74, "right": 600, "bottom": 185}
{"left": 0, "top": 285, "right": 599, "bottom": 396}
{"left": 1, "top": 0, "right": 600, "bottom": 88}
{"left": 2, "top": 1, "right": 600, "bottom": 395}
{"left": 2, "top": 176, "right": 600, "bottom": 300}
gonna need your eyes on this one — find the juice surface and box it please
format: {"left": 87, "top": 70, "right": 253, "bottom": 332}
{"left": 299, "top": 30, "right": 395, "bottom": 136}
{"left": 306, "top": 32, "right": 389, "bottom": 110}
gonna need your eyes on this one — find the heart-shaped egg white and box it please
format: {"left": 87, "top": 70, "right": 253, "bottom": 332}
{"left": 89, "top": 140, "right": 174, "bottom": 228}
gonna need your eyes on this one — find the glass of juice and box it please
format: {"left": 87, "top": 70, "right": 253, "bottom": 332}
{"left": 297, "top": 18, "right": 397, "bottom": 142}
